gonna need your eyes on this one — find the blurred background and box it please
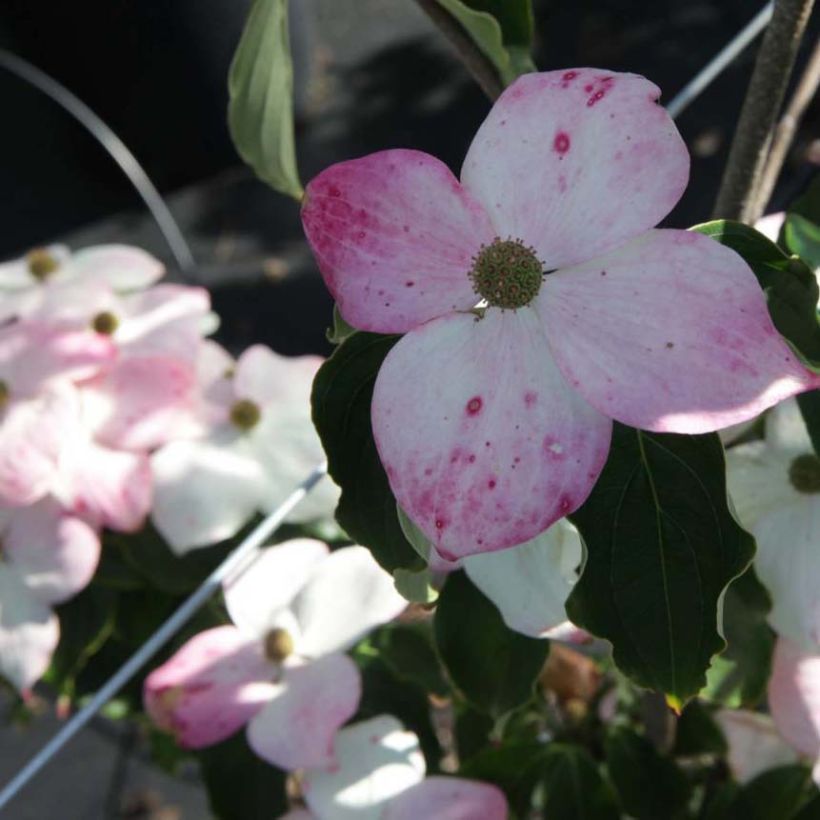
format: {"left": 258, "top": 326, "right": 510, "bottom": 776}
{"left": 0, "top": 1, "right": 817, "bottom": 816}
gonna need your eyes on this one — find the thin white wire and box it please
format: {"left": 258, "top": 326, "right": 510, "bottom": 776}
{"left": 0, "top": 49, "right": 196, "bottom": 274}
{"left": 0, "top": 464, "right": 327, "bottom": 814}
{"left": 666, "top": 3, "right": 774, "bottom": 119}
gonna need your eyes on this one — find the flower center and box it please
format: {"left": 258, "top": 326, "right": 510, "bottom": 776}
{"left": 91, "top": 311, "right": 119, "bottom": 335}
{"left": 0, "top": 381, "right": 9, "bottom": 411}
{"left": 789, "top": 454, "right": 820, "bottom": 493}
{"left": 468, "top": 238, "right": 544, "bottom": 310}
{"left": 26, "top": 248, "right": 60, "bottom": 281}
{"left": 230, "top": 398, "right": 261, "bottom": 430}
{"left": 264, "top": 628, "right": 295, "bottom": 662}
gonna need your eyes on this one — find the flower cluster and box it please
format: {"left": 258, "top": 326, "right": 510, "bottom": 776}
{"left": 0, "top": 243, "right": 337, "bottom": 695}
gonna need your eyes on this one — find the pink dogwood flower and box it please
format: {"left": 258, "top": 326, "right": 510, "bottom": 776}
{"left": 144, "top": 540, "right": 405, "bottom": 770}
{"left": 715, "top": 709, "right": 797, "bottom": 784}
{"left": 0, "top": 498, "right": 100, "bottom": 693}
{"left": 0, "top": 243, "right": 164, "bottom": 322}
{"left": 294, "top": 715, "right": 507, "bottom": 820}
{"left": 302, "top": 68, "right": 816, "bottom": 559}
{"left": 151, "top": 343, "right": 339, "bottom": 553}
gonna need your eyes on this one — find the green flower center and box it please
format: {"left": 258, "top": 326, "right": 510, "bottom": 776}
{"left": 264, "top": 628, "right": 294, "bottom": 662}
{"left": 468, "top": 238, "right": 544, "bottom": 310}
{"left": 0, "top": 381, "right": 9, "bottom": 410}
{"left": 26, "top": 248, "right": 60, "bottom": 281}
{"left": 91, "top": 311, "right": 119, "bottom": 335}
{"left": 230, "top": 398, "right": 261, "bottom": 431}
{"left": 789, "top": 453, "right": 820, "bottom": 493}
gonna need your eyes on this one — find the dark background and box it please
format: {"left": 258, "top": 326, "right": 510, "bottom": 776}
{"left": 0, "top": 0, "right": 817, "bottom": 358}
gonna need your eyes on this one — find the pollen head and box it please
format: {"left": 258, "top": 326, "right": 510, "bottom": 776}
{"left": 789, "top": 454, "right": 820, "bottom": 493}
{"left": 26, "top": 248, "right": 60, "bottom": 281}
{"left": 264, "top": 627, "right": 295, "bottom": 663}
{"left": 468, "top": 238, "right": 544, "bottom": 310}
{"left": 91, "top": 311, "right": 119, "bottom": 335}
{"left": 230, "top": 398, "right": 261, "bottom": 431}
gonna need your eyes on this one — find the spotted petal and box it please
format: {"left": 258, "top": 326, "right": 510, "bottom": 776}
{"left": 462, "top": 69, "right": 688, "bottom": 269}
{"left": 143, "top": 625, "right": 275, "bottom": 749}
{"left": 246, "top": 653, "right": 361, "bottom": 770}
{"left": 539, "top": 229, "right": 816, "bottom": 434}
{"left": 302, "top": 150, "right": 494, "bottom": 334}
{"left": 372, "top": 310, "right": 612, "bottom": 558}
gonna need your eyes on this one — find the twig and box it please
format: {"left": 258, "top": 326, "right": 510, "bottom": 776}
{"left": 755, "top": 37, "right": 820, "bottom": 215}
{"left": 712, "top": 0, "right": 816, "bottom": 223}
{"left": 413, "top": 0, "right": 504, "bottom": 100}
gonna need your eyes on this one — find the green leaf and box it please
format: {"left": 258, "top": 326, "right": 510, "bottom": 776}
{"left": 197, "top": 732, "right": 288, "bottom": 820}
{"left": 47, "top": 585, "right": 117, "bottom": 697}
{"left": 701, "top": 566, "right": 774, "bottom": 707}
{"left": 433, "top": 0, "right": 535, "bottom": 85}
{"left": 311, "top": 332, "right": 423, "bottom": 573}
{"left": 456, "top": 0, "right": 534, "bottom": 45}
{"left": 434, "top": 571, "right": 549, "bottom": 717}
{"left": 540, "top": 744, "right": 620, "bottom": 820}
{"left": 604, "top": 726, "right": 690, "bottom": 818}
{"left": 459, "top": 742, "right": 546, "bottom": 817}
{"left": 797, "top": 390, "right": 820, "bottom": 457}
{"left": 785, "top": 213, "right": 820, "bottom": 273}
{"left": 375, "top": 625, "right": 449, "bottom": 697}
{"left": 691, "top": 220, "right": 820, "bottom": 368}
{"left": 228, "top": 0, "right": 302, "bottom": 199}
{"left": 673, "top": 700, "right": 727, "bottom": 757}
{"left": 393, "top": 566, "right": 439, "bottom": 604}
{"left": 326, "top": 304, "right": 358, "bottom": 345}
{"left": 568, "top": 425, "right": 755, "bottom": 702}
{"left": 723, "top": 765, "right": 814, "bottom": 820}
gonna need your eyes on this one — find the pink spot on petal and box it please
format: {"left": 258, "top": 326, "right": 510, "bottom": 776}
{"left": 524, "top": 391, "right": 538, "bottom": 407}
{"left": 466, "top": 396, "right": 483, "bottom": 415}
{"left": 553, "top": 131, "right": 571, "bottom": 154}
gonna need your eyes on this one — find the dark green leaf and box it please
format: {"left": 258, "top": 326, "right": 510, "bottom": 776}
{"left": 794, "top": 790, "right": 820, "bottom": 820}
{"left": 605, "top": 726, "right": 690, "bottom": 818}
{"left": 691, "top": 220, "right": 820, "bottom": 368}
{"left": 47, "top": 585, "right": 117, "bottom": 697}
{"left": 375, "top": 625, "right": 449, "bottom": 697}
{"left": 459, "top": 742, "right": 546, "bottom": 817}
{"left": 785, "top": 214, "right": 820, "bottom": 273}
{"left": 568, "top": 425, "right": 755, "bottom": 703}
{"left": 797, "top": 390, "right": 820, "bottom": 457}
{"left": 228, "top": 0, "right": 302, "bottom": 199}
{"left": 454, "top": 705, "right": 494, "bottom": 762}
{"left": 701, "top": 566, "right": 774, "bottom": 708}
{"left": 434, "top": 571, "right": 549, "bottom": 716}
{"left": 433, "top": 0, "right": 535, "bottom": 85}
{"left": 197, "top": 732, "right": 288, "bottom": 820}
{"left": 726, "top": 765, "right": 813, "bottom": 820}
{"left": 673, "top": 700, "right": 727, "bottom": 757}
{"left": 540, "top": 744, "right": 620, "bottom": 820}
{"left": 311, "top": 332, "right": 423, "bottom": 572}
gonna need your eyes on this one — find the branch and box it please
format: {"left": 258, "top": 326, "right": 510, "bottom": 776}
{"left": 712, "top": 0, "right": 816, "bottom": 223}
{"left": 413, "top": 0, "right": 504, "bottom": 100}
{"left": 754, "top": 36, "right": 820, "bottom": 216}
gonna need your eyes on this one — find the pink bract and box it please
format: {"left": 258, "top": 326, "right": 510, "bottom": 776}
{"left": 301, "top": 68, "right": 818, "bottom": 558}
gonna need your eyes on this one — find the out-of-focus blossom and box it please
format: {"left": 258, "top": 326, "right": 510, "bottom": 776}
{"left": 0, "top": 244, "right": 164, "bottom": 322}
{"left": 768, "top": 637, "right": 820, "bottom": 783}
{"left": 294, "top": 715, "right": 508, "bottom": 820}
{"left": 144, "top": 540, "right": 405, "bottom": 770}
{"left": 0, "top": 499, "right": 100, "bottom": 693}
{"left": 755, "top": 212, "right": 785, "bottom": 245}
{"left": 302, "top": 68, "right": 816, "bottom": 560}
{"left": 726, "top": 400, "right": 820, "bottom": 651}
{"left": 151, "top": 344, "right": 339, "bottom": 553}
{"left": 716, "top": 709, "right": 797, "bottom": 783}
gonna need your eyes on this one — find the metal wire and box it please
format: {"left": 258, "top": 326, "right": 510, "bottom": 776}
{"left": 0, "top": 465, "right": 327, "bottom": 814}
{"left": 666, "top": 2, "right": 774, "bottom": 119}
{"left": 0, "top": 49, "right": 196, "bottom": 274}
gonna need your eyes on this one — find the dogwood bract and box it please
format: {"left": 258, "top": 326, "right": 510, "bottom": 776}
{"left": 143, "top": 540, "right": 405, "bottom": 770}
{"left": 302, "top": 68, "right": 816, "bottom": 559}
{"left": 294, "top": 715, "right": 507, "bottom": 820}
{"left": 726, "top": 400, "right": 820, "bottom": 652}
{"left": 151, "top": 343, "right": 340, "bottom": 552}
